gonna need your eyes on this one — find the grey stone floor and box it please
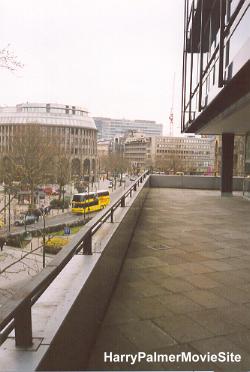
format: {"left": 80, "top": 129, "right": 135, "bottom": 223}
{"left": 87, "top": 188, "right": 250, "bottom": 371}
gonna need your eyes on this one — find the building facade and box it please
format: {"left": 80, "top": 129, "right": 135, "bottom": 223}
{"left": 123, "top": 131, "right": 152, "bottom": 171}
{"left": 181, "top": 0, "right": 250, "bottom": 193}
{"left": 94, "top": 117, "right": 163, "bottom": 140}
{"left": 109, "top": 131, "right": 215, "bottom": 174}
{"left": 97, "top": 139, "right": 110, "bottom": 158}
{"left": 151, "top": 135, "right": 215, "bottom": 174}
{"left": 0, "top": 103, "right": 97, "bottom": 178}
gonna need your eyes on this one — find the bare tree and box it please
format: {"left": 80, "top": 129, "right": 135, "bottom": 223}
{"left": 1, "top": 124, "right": 55, "bottom": 207}
{"left": 54, "top": 154, "right": 70, "bottom": 200}
{"left": 155, "top": 154, "right": 185, "bottom": 174}
{"left": 0, "top": 44, "right": 23, "bottom": 72}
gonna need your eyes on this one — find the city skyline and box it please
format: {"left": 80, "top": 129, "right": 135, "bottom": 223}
{"left": 0, "top": 0, "right": 184, "bottom": 135}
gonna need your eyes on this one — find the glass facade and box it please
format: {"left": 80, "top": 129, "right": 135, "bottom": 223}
{"left": 94, "top": 117, "right": 163, "bottom": 140}
{"left": 182, "top": 0, "right": 250, "bottom": 132}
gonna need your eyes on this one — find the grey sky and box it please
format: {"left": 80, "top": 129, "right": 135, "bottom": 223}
{"left": 0, "top": 0, "right": 184, "bottom": 134}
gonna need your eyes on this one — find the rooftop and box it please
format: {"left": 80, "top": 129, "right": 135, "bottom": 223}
{"left": 88, "top": 188, "right": 250, "bottom": 371}
{"left": 0, "top": 103, "right": 96, "bottom": 130}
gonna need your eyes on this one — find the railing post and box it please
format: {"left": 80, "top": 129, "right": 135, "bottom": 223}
{"left": 15, "top": 299, "right": 33, "bottom": 347}
{"left": 83, "top": 231, "right": 92, "bottom": 255}
{"left": 140, "top": 177, "right": 143, "bottom": 183}
{"left": 130, "top": 189, "right": 132, "bottom": 197}
{"left": 110, "top": 208, "right": 114, "bottom": 223}
{"left": 121, "top": 196, "right": 125, "bottom": 207}
{"left": 134, "top": 184, "right": 137, "bottom": 191}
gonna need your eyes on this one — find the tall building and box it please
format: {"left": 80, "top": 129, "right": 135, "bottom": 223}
{"left": 181, "top": 0, "right": 250, "bottom": 194}
{"left": 93, "top": 117, "right": 163, "bottom": 140}
{"left": 0, "top": 103, "right": 97, "bottom": 178}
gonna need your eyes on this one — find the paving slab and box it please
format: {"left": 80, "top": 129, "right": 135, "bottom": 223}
{"left": 87, "top": 188, "right": 250, "bottom": 371}
{"left": 153, "top": 313, "right": 214, "bottom": 343}
{"left": 118, "top": 320, "right": 176, "bottom": 350}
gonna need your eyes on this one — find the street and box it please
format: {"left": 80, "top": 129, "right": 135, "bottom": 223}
{"left": 0, "top": 175, "right": 133, "bottom": 235}
{"left": 0, "top": 175, "right": 135, "bottom": 306}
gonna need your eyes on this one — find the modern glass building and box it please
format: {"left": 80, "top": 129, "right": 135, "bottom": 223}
{"left": 94, "top": 117, "right": 163, "bottom": 140}
{"left": 181, "top": 0, "right": 250, "bottom": 194}
{"left": 0, "top": 103, "right": 97, "bottom": 178}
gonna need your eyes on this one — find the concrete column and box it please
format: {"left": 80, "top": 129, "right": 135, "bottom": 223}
{"left": 221, "top": 133, "right": 234, "bottom": 195}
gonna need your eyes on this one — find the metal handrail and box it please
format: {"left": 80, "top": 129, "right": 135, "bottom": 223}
{"left": 0, "top": 171, "right": 149, "bottom": 347}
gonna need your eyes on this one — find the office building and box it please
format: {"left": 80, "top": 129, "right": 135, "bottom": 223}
{"left": 109, "top": 131, "right": 215, "bottom": 174}
{"left": 0, "top": 103, "right": 97, "bottom": 178}
{"left": 181, "top": 0, "right": 250, "bottom": 193}
{"left": 94, "top": 117, "right": 163, "bottom": 140}
{"left": 151, "top": 135, "right": 215, "bottom": 174}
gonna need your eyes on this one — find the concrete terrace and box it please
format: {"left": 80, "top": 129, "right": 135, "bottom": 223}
{"left": 88, "top": 188, "right": 250, "bottom": 371}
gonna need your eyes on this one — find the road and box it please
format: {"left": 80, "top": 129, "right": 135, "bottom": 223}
{"left": 0, "top": 176, "right": 136, "bottom": 305}
{"left": 1, "top": 176, "right": 133, "bottom": 236}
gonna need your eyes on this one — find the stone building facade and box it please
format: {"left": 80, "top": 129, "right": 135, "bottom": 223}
{"left": 0, "top": 103, "right": 97, "bottom": 179}
{"left": 109, "top": 132, "right": 215, "bottom": 174}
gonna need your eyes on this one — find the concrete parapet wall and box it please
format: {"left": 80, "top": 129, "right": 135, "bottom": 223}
{"left": 0, "top": 178, "right": 150, "bottom": 372}
{"left": 150, "top": 175, "right": 244, "bottom": 191}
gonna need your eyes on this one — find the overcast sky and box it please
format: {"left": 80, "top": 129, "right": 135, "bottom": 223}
{"left": 0, "top": 0, "right": 184, "bottom": 135}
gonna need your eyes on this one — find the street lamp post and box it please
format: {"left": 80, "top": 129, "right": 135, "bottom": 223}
{"left": 8, "top": 191, "right": 11, "bottom": 233}
{"left": 3, "top": 185, "right": 6, "bottom": 225}
{"left": 42, "top": 213, "right": 46, "bottom": 268}
{"left": 62, "top": 186, "right": 65, "bottom": 213}
{"left": 24, "top": 214, "right": 27, "bottom": 233}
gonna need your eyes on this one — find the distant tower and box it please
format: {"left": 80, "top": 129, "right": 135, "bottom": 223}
{"left": 169, "top": 108, "right": 174, "bottom": 137}
{"left": 169, "top": 73, "right": 175, "bottom": 136}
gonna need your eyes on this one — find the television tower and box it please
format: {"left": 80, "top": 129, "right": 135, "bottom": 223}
{"left": 169, "top": 73, "right": 175, "bottom": 136}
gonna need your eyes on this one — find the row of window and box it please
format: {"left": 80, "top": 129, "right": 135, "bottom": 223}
{"left": 157, "top": 148, "right": 212, "bottom": 154}
{"left": 0, "top": 125, "right": 96, "bottom": 138}
{"left": 18, "top": 106, "right": 85, "bottom": 116}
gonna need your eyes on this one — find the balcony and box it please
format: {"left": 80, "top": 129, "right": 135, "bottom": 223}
{"left": 0, "top": 175, "right": 250, "bottom": 371}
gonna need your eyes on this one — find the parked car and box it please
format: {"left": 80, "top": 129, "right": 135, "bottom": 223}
{"left": 108, "top": 182, "right": 113, "bottom": 189}
{"left": 36, "top": 191, "right": 46, "bottom": 199}
{"left": 14, "top": 214, "right": 37, "bottom": 226}
{"left": 25, "top": 215, "right": 37, "bottom": 224}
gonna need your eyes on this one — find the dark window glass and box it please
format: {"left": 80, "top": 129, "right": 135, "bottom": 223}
{"left": 98, "top": 191, "right": 109, "bottom": 197}
{"left": 73, "top": 195, "right": 84, "bottom": 202}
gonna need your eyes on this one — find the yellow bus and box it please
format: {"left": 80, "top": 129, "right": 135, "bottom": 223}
{"left": 97, "top": 189, "right": 111, "bottom": 207}
{"left": 71, "top": 190, "right": 110, "bottom": 214}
